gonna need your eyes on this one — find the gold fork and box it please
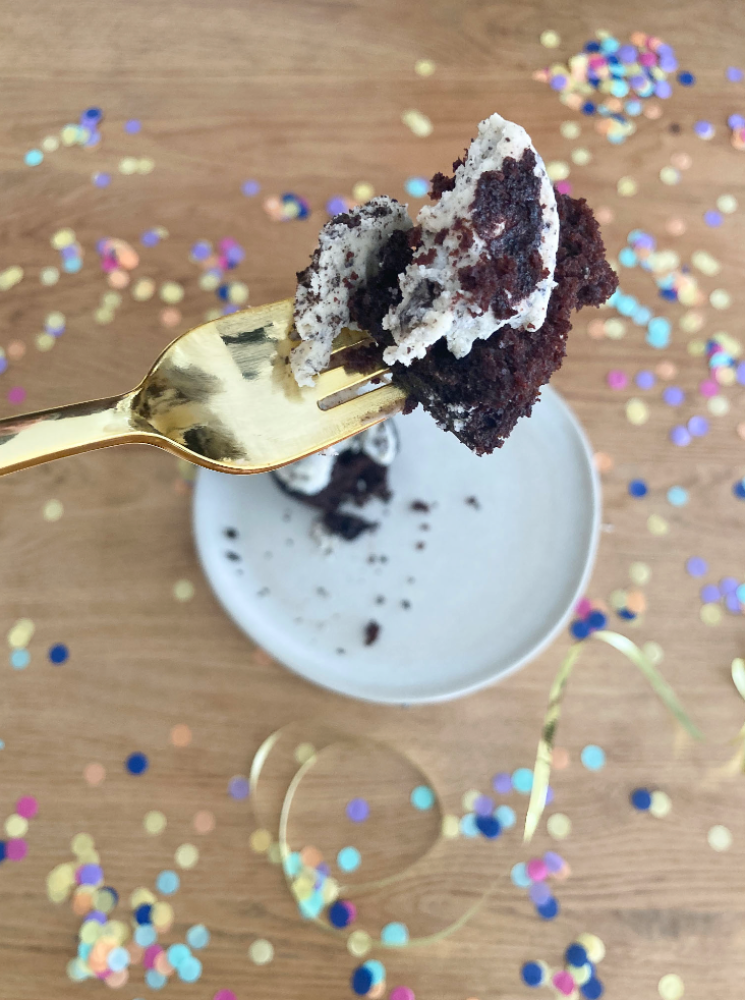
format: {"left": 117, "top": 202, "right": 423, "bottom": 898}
{"left": 0, "top": 299, "right": 405, "bottom": 477}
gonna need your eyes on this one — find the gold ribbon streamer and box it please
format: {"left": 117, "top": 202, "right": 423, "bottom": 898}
{"left": 523, "top": 629, "right": 703, "bottom": 843}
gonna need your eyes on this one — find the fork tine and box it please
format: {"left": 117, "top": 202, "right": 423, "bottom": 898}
{"left": 322, "top": 382, "right": 407, "bottom": 432}
{"left": 329, "top": 328, "right": 372, "bottom": 356}
{"left": 313, "top": 363, "right": 390, "bottom": 402}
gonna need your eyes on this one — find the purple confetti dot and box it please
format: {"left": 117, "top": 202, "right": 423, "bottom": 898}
{"left": 316, "top": 861, "right": 330, "bottom": 877}
{"left": 726, "top": 592, "right": 742, "bottom": 614}
{"left": 93, "top": 172, "right": 111, "bottom": 188}
{"left": 6, "top": 839, "right": 27, "bottom": 862}
{"left": 543, "top": 851, "right": 564, "bottom": 873}
{"left": 688, "top": 415, "right": 709, "bottom": 437}
{"left": 545, "top": 786, "right": 554, "bottom": 805}
{"left": 78, "top": 863, "right": 104, "bottom": 885}
{"left": 325, "top": 196, "right": 348, "bottom": 217}
{"left": 550, "top": 75, "right": 568, "bottom": 90}
{"left": 728, "top": 114, "right": 745, "bottom": 129}
{"left": 721, "top": 577, "right": 739, "bottom": 595}
{"left": 191, "top": 241, "right": 211, "bottom": 261}
{"left": 618, "top": 45, "right": 637, "bottom": 63}
{"left": 727, "top": 67, "right": 744, "bottom": 83}
{"left": 658, "top": 56, "right": 678, "bottom": 74}
{"left": 88, "top": 910, "right": 108, "bottom": 924}
{"left": 694, "top": 120, "right": 714, "bottom": 137}
{"left": 124, "top": 119, "right": 141, "bottom": 134}
{"left": 492, "top": 772, "right": 512, "bottom": 795}
{"left": 686, "top": 557, "right": 708, "bottom": 578}
{"left": 704, "top": 210, "right": 723, "bottom": 227}
{"left": 701, "top": 584, "right": 721, "bottom": 603}
{"left": 141, "top": 230, "right": 160, "bottom": 247}
{"left": 634, "top": 232, "right": 656, "bottom": 251}
{"left": 662, "top": 386, "right": 684, "bottom": 406}
{"left": 0, "top": 357, "right": 7, "bottom": 375}
{"left": 654, "top": 80, "right": 673, "bottom": 99}
{"left": 635, "top": 370, "right": 656, "bottom": 390}
{"left": 473, "top": 795, "right": 494, "bottom": 817}
{"left": 227, "top": 775, "right": 250, "bottom": 800}
{"left": 670, "top": 425, "right": 691, "bottom": 447}
{"left": 242, "top": 179, "right": 260, "bottom": 196}
{"left": 345, "top": 798, "right": 370, "bottom": 823}
{"left": 529, "top": 881, "right": 552, "bottom": 905}
{"left": 735, "top": 362, "right": 745, "bottom": 386}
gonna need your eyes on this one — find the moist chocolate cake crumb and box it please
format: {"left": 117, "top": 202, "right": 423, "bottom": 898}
{"left": 224, "top": 527, "right": 238, "bottom": 539}
{"left": 465, "top": 495, "right": 481, "bottom": 509}
{"left": 401, "top": 599, "right": 411, "bottom": 609}
{"left": 348, "top": 189, "right": 617, "bottom": 455}
{"left": 364, "top": 620, "right": 381, "bottom": 646}
{"left": 410, "top": 500, "right": 431, "bottom": 512}
{"left": 415, "top": 541, "right": 426, "bottom": 550}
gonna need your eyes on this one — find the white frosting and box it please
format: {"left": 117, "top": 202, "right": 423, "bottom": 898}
{"left": 291, "top": 197, "right": 413, "bottom": 387}
{"left": 382, "top": 113, "right": 559, "bottom": 365}
{"left": 274, "top": 420, "right": 399, "bottom": 496}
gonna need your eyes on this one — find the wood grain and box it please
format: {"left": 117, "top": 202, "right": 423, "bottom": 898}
{"left": 2, "top": 1, "right": 745, "bottom": 997}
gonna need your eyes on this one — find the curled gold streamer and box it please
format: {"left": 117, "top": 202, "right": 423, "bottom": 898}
{"left": 523, "top": 629, "right": 703, "bottom": 843}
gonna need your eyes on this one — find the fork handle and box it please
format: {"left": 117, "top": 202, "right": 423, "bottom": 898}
{"left": 0, "top": 390, "right": 149, "bottom": 476}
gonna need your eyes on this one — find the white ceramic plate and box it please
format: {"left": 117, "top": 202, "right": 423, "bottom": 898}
{"left": 193, "top": 386, "right": 599, "bottom": 704}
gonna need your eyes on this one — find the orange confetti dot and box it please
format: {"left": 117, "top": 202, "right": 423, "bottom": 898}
{"left": 593, "top": 451, "right": 614, "bottom": 473}
{"left": 127, "top": 942, "right": 144, "bottom": 964}
{"left": 300, "top": 845, "right": 323, "bottom": 868}
{"left": 626, "top": 590, "right": 647, "bottom": 614}
{"left": 737, "top": 422, "right": 745, "bottom": 441}
{"left": 170, "top": 723, "right": 192, "bottom": 747}
{"left": 160, "top": 307, "right": 181, "bottom": 328}
{"left": 630, "top": 30, "right": 646, "bottom": 45}
{"left": 670, "top": 151, "right": 692, "bottom": 170}
{"left": 107, "top": 970, "right": 129, "bottom": 988}
{"left": 595, "top": 206, "right": 614, "bottom": 225}
{"left": 655, "top": 361, "right": 677, "bottom": 380}
{"left": 84, "top": 762, "right": 106, "bottom": 786}
{"left": 107, "top": 268, "right": 129, "bottom": 289}
{"left": 193, "top": 809, "right": 215, "bottom": 834}
{"left": 154, "top": 952, "right": 174, "bottom": 976}
{"left": 665, "top": 217, "right": 686, "bottom": 236}
{"left": 554, "top": 861, "right": 572, "bottom": 880}
{"left": 7, "top": 340, "right": 26, "bottom": 360}
{"left": 552, "top": 747, "right": 570, "bottom": 769}
{"left": 644, "top": 101, "right": 662, "bottom": 119}
{"left": 587, "top": 318, "right": 605, "bottom": 339}
{"left": 72, "top": 890, "right": 94, "bottom": 916}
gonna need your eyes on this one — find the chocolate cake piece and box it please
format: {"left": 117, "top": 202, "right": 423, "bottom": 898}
{"left": 272, "top": 421, "right": 398, "bottom": 541}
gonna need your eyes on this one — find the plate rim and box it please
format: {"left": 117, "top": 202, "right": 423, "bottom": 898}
{"left": 192, "top": 386, "right": 601, "bottom": 704}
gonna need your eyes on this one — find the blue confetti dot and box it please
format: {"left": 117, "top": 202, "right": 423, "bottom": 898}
{"left": 126, "top": 752, "right": 149, "bottom": 775}
{"left": 107, "top": 947, "right": 129, "bottom": 972}
{"left": 10, "top": 649, "right": 29, "bottom": 670}
{"left": 522, "top": 961, "right": 545, "bottom": 987}
{"left": 667, "top": 486, "right": 689, "bottom": 506}
{"left": 704, "top": 210, "right": 723, "bottom": 227}
{"left": 351, "top": 966, "right": 373, "bottom": 995}
{"left": 156, "top": 870, "right": 180, "bottom": 894}
{"left": 186, "top": 924, "right": 210, "bottom": 949}
{"left": 733, "top": 480, "right": 745, "bottom": 499}
{"left": 566, "top": 943, "right": 589, "bottom": 967}
{"left": 134, "top": 903, "right": 152, "bottom": 924}
{"left": 677, "top": 71, "right": 696, "bottom": 86}
{"left": 337, "top": 846, "right": 361, "bottom": 872}
{"left": 631, "top": 788, "right": 652, "bottom": 810}
{"left": 617, "top": 608, "right": 636, "bottom": 621}
{"left": 495, "top": 804, "right": 516, "bottom": 829}
{"left": 628, "top": 479, "right": 648, "bottom": 497}
{"left": 405, "top": 176, "right": 429, "bottom": 197}
{"left": 0, "top": 841, "right": 6, "bottom": 863}
{"left": 536, "top": 897, "right": 559, "bottom": 920}
{"left": 25, "top": 149, "right": 43, "bottom": 167}
{"left": 63, "top": 257, "right": 82, "bottom": 274}
{"left": 581, "top": 745, "right": 606, "bottom": 771}
{"left": 647, "top": 316, "right": 671, "bottom": 348}
{"left": 380, "top": 921, "right": 409, "bottom": 946}
{"left": 410, "top": 785, "right": 435, "bottom": 810}
{"left": 587, "top": 610, "right": 607, "bottom": 630}
{"left": 49, "top": 643, "right": 69, "bottom": 664}
{"left": 475, "top": 815, "right": 501, "bottom": 839}
{"left": 93, "top": 172, "right": 111, "bottom": 187}
{"left": 582, "top": 101, "right": 597, "bottom": 115}
{"left": 124, "top": 119, "right": 142, "bottom": 134}
{"left": 582, "top": 977, "right": 605, "bottom": 999}
{"left": 571, "top": 619, "right": 591, "bottom": 640}
{"left": 241, "top": 179, "right": 260, "bottom": 196}
{"left": 328, "top": 901, "right": 352, "bottom": 928}
{"left": 512, "top": 768, "right": 533, "bottom": 793}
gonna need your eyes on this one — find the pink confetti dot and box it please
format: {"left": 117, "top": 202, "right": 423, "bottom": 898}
{"left": 526, "top": 857, "right": 549, "bottom": 881}
{"left": 214, "top": 993, "right": 238, "bottom": 1000}
{"left": 552, "top": 970, "right": 576, "bottom": 996}
{"left": 607, "top": 369, "right": 628, "bottom": 390}
{"left": 7, "top": 386, "right": 26, "bottom": 404}
{"left": 16, "top": 796, "right": 38, "bottom": 819}
{"left": 6, "top": 838, "right": 28, "bottom": 861}
{"left": 555, "top": 180, "right": 572, "bottom": 195}
{"left": 389, "top": 989, "right": 416, "bottom": 1000}
{"left": 574, "top": 597, "right": 592, "bottom": 617}
{"left": 143, "top": 945, "right": 163, "bottom": 969}
{"left": 699, "top": 379, "right": 718, "bottom": 398}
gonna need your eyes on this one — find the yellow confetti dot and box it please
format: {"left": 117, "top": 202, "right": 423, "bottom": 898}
{"left": 716, "top": 193, "right": 738, "bottom": 214}
{"left": 71, "top": 833, "right": 95, "bottom": 857}
{"left": 401, "top": 109, "right": 433, "bottom": 137}
{"left": 294, "top": 742, "right": 316, "bottom": 764}
{"left": 679, "top": 311, "right": 705, "bottom": 333}
{"left": 626, "top": 398, "right": 649, "bottom": 425}
{"left": 571, "top": 147, "right": 592, "bottom": 166}
{"left": 609, "top": 590, "right": 627, "bottom": 612}
{"left": 546, "top": 160, "right": 570, "bottom": 182}
{"left": 51, "top": 228, "right": 75, "bottom": 250}
{"left": 659, "top": 166, "right": 680, "bottom": 185}
{"left": 130, "top": 887, "right": 156, "bottom": 909}
{"left": 642, "top": 641, "right": 664, "bottom": 665}
{"left": 143, "top": 811, "right": 167, "bottom": 835}
{"left": 321, "top": 876, "right": 339, "bottom": 903}
{"left": 36, "top": 333, "right": 55, "bottom": 352}
{"left": 687, "top": 339, "right": 705, "bottom": 357}
{"left": 137, "top": 158, "right": 155, "bottom": 174}
{"left": 700, "top": 603, "right": 722, "bottom": 625}
{"left": 461, "top": 789, "right": 480, "bottom": 811}
{"left": 151, "top": 901, "right": 174, "bottom": 931}
{"left": 540, "top": 29, "right": 561, "bottom": 48}
{"left": 248, "top": 938, "right": 274, "bottom": 965}
{"left": 227, "top": 281, "right": 249, "bottom": 306}
{"left": 160, "top": 281, "right": 184, "bottom": 305}
{"left": 650, "top": 790, "right": 672, "bottom": 818}
{"left": 8, "top": 618, "right": 35, "bottom": 649}
{"left": 5, "top": 814, "right": 28, "bottom": 838}
{"left": 250, "top": 828, "right": 272, "bottom": 853}
{"left": 576, "top": 933, "right": 605, "bottom": 964}
{"left": 102, "top": 292, "right": 121, "bottom": 309}
{"left": 41, "top": 135, "right": 60, "bottom": 152}
{"left": 132, "top": 277, "right": 155, "bottom": 301}
{"left": 173, "top": 579, "right": 194, "bottom": 602}
{"left": 708, "top": 395, "right": 730, "bottom": 416}
{"left": 199, "top": 271, "right": 221, "bottom": 292}
{"left": 347, "top": 929, "right": 372, "bottom": 957}
{"left": 80, "top": 920, "right": 102, "bottom": 945}
{"left": 617, "top": 176, "right": 638, "bottom": 197}
{"left": 647, "top": 514, "right": 669, "bottom": 536}
{"left": 560, "top": 121, "right": 581, "bottom": 140}
{"left": 94, "top": 308, "right": 115, "bottom": 325}
{"left": 60, "top": 124, "right": 78, "bottom": 146}
{"left": 0, "top": 265, "right": 24, "bottom": 291}
{"left": 175, "top": 843, "right": 199, "bottom": 869}
{"left": 43, "top": 499, "right": 64, "bottom": 522}
{"left": 352, "top": 181, "right": 374, "bottom": 202}
{"left": 710, "top": 289, "right": 731, "bottom": 310}
{"left": 629, "top": 562, "right": 651, "bottom": 586}
{"left": 658, "top": 973, "right": 685, "bottom": 1000}
{"left": 118, "top": 157, "right": 139, "bottom": 175}
{"left": 691, "top": 250, "right": 721, "bottom": 276}
{"left": 441, "top": 814, "right": 460, "bottom": 838}
{"left": 40, "top": 266, "right": 60, "bottom": 286}
{"left": 546, "top": 813, "right": 571, "bottom": 840}
{"left": 604, "top": 318, "right": 626, "bottom": 339}
{"left": 414, "top": 58, "right": 436, "bottom": 77}
{"left": 293, "top": 873, "right": 314, "bottom": 901}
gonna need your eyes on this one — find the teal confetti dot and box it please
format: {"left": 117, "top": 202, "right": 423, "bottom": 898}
{"left": 177, "top": 955, "right": 202, "bottom": 982}
{"left": 618, "top": 247, "right": 637, "bottom": 267}
{"left": 646, "top": 316, "right": 671, "bottom": 348}
{"left": 0, "top": 739, "right": 5, "bottom": 750}
{"left": 134, "top": 925, "right": 157, "bottom": 947}
{"left": 512, "top": 768, "right": 533, "bottom": 793}
{"left": 107, "top": 947, "right": 129, "bottom": 972}
{"left": 495, "top": 804, "right": 516, "bottom": 828}
{"left": 405, "top": 176, "right": 429, "bottom": 197}
{"left": 337, "top": 846, "right": 361, "bottom": 872}
{"left": 410, "top": 785, "right": 435, "bottom": 810}
{"left": 25, "top": 149, "right": 43, "bottom": 166}
{"left": 459, "top": 813, "right": 479, "bottom": 837}
{"left": 167, "top": 943, "right": 191, "bottom": 969}
{"left": 363, "top": 960, "right": 386, "bottom": 985}
{"left": 145, "top": 970, "right": 166, "bottom": 989}
{"left": 156, "top": 870, "right": 180, "bottom": 894}
{"left": 380, "top": 921, "right": 409, "bottom": 946}
{"left": 298, "top": 888, "right": 325, "bottom": 919}
{"left": 10, "top": 648, "right": 29, "bottom": 669}
{"left": 667, "top": 485, "right": 689, "bottom": 506}
{"left": 283, "top": 852, "right": 302, "bottom": 877}
{"left": 186, "top": 924, "right": 210, "bottom": 949}
{"left": 580, "top": 744, "right": 606, "bottom": 771}
{"left": 511, "top": 862, "right": 532, "bottom": 887}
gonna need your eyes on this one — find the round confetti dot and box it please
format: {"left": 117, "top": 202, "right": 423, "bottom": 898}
{"left": 708, "top": 824, "right": 732, "bottom": 851}
{"left": 629, "top": 562, "right": 651, "bottom": 587}
{"left": 717, "top": 194, "right": 738, "bottom": 214}
{"left": 650, "top": 790, "right": 672, "bottom": 818}
{"left": 345, "top": 798, "right": 369, "bottom": 822}
{"left": 635, "top": 370, "right": 656, "bottom": 390}
{"left": 175, "top": 843, "right": 199, "bottom": 869}
{"left": 700, "top": 604, "right": 722, "bottom": 625}
{"left": 617, "top": 176, "right": 638, "bottom": 196}
{"left": 126, "top": 752, "right": 148, "bottom": 775}
{"left": 173, "top": 579, "right": 194, "bottom": 602}
{"left": 144, "top": 811, "right": 166, "bottom": 835}
{"left": 547, "top": 813, "right": 571, "bottom": 839}
{"left": 414, "top": 58, "right": 435, "bottom": 76}
{"left": 156, "top": 870, "right": 179, "bottom": 894}
{"left": 666, "top": 486, "right": 688, "bottom": 506}
{"left": 250, "top": 829, "right": 271, "bottom": 853}
{"left": 5, "top": 815, "right": 28, "bottom": 838}
{"left": 169, "top": 723, "right": 192, "bottom": 747}
{"left": 337, "top": 846, "right": 361, "bottom": 872}
{"left": 25, "top": 149, "right": 43, "bottom": 166}
{"left": 626, "top": 399, "right": 649, "bottom": 425}
{"left": 8, "top": 619, "right": 34, "bottom": 649}
{"left": 228, "top": 775, "right": 249, "bottom": 799}
{"left": 401, "top": 109, "right": 432, "bottom": 137}
{"left": 84, "top": 763, "right": 105, "bottom": 786}
{"left": 647, "top": 514, "right": 669, "bottom": 536}
{"left": 294, "top": 742, "right": 315, "bottom": 764}
{"left": 352, "top": 966, "right": 373, "bottom": 995}
{"left": 10, "top": 648, "right": 29, "bottom": 669}
{"left": 522, "top": 961, "right": 547, "bottom": 987}
{"left": 404, "top": 177, "right": 429, "bottom": 198}
{"left": 631, "top": 788, "right": 652, "bottom": 810}
{"left": 441, "top": 814, "right": 459, "bottom": 838}
{"left": 381, "top": 922, "right": 409, "bottom": 946}
{"left": 686, "top": 556, "right": 708, "bottom": 577}
{"left": 581, "top": 745, "right": 606, "bottom": 770}
{"left": 8, "top": 387, "right": 26, "bottom": 405}
{"left": 249, "top": 938, "right": 274, "bottom": 965}
{"left": 669, "top": 426, "right": 691, "bottom": 447}
{"left": 511, "top": 768, "right": 532, "bottom": 793}
{"left": 540, "top": 29, "right": 560, "bottom": 48}
{"left": 628, "top": 479, "right": 648, "bottom": 498}
{"left": 193, "top": 810, "right": 215, "bottom": 834}
{"left": 160, "top": 307, "right": 181, "bottom": 328}
{"left": 347, "top": 929, "right": 372, "bottom": 957}
{"left": 658, "top": 973, "right": 685, "bottom": 1000}
{"left": 536, "top": 896, "right": 559, "bottom": 919}
{"left": 48, "top": 643, "right": 68, "bottom": 664}
{"left": 352, "top": 181, "right": 374, "bottom": 202}
{"left": 410, "top": 785, "right": 435, "bottom": 810}
{"left": 15, "top": 796, "right": 37, "bottom": 820}
{"left": 389, "top": 989, "right": 415, "bottom": 1000}
{"left": 710, "top": 288, "right": 732, "bottom": 311}
{"left": 704, "top": 210, "right": 723, "bottom": 228}
{"left": 593, "top": 452, "right": 613, "bottom": 473}
{"left": 659, "top": 166, "right": 680, "bottom": 186}
{"left": 607, "top": 369, "right": 628, "bottom": 390}
{"left": 571, "top": 147, "right": 592, "bottom": 166}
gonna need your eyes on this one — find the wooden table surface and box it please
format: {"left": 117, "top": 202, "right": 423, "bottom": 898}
{"left": 2, "top": 1, "right": 745, "bottom": 997}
